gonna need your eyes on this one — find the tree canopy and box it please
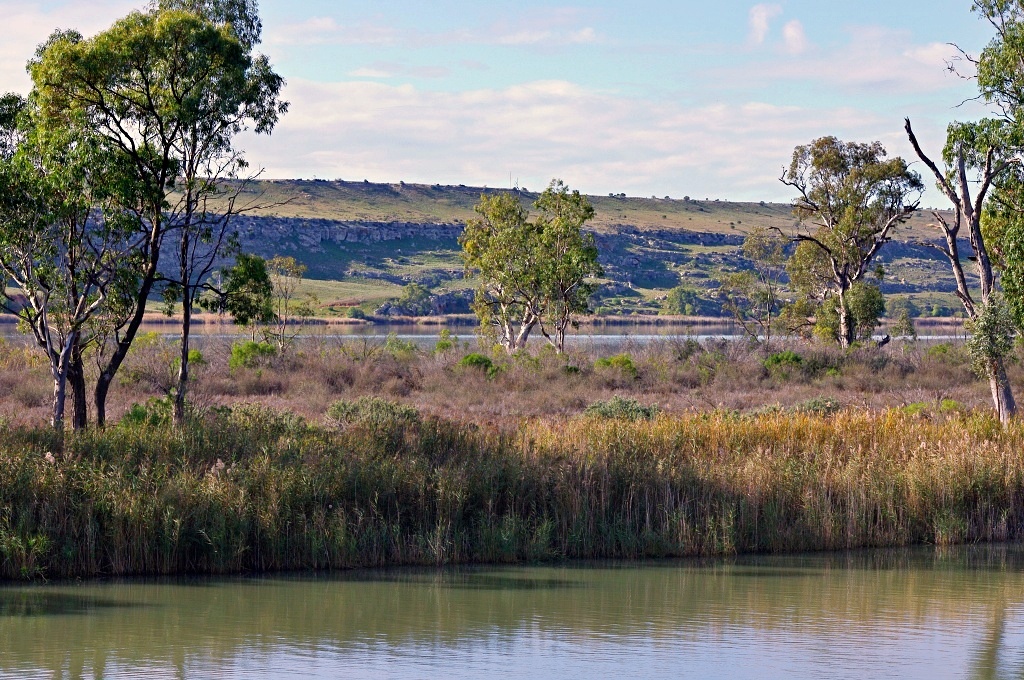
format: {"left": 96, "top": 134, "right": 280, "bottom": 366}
{"left": 460, "top": 181, "right": 601, "bottom": 354}
{"left": 781, "top": 136, "right": 921, "bottom": 348}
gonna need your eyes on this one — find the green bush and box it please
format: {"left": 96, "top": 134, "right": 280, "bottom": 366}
{"left": 594, "top": 353, "right": 638, "bottom": 379}
{"left": 763, "top": 350, "right": 803, "bottom": 370}
{"left": 121, "top": 397, "right": 174, "bottom": 427}
{"left": 229, "top": 341, "right": 277, "bottom": 370}
{"left": 346, "top": 306, "right": 366, "bottom": 319}
{"left": 458, "top": 353, "right": 501, "bottom": 378}
{"left": 325, "top": 396, "right": 420, "bottom": 430}
{"left": 170, "top": 348, "right": 206, "bottom": 373}
{"left": 228, "top": 403, "right": 308, "bottom": 437}
{"left": 434, "top": 329, "right": 456, "bottom": 354}
{"left": 583, "top": 396, "right": 660, "bottom": 421}
{"left": 793, "top": 397, "right": 841, "bottom": 416}
{"left": 384, "top": 332, "right": 417, "bottom": 357}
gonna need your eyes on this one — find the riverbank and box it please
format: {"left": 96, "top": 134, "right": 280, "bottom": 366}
{"left": 1, "top": 406, "right": 1021, "bottom": 580}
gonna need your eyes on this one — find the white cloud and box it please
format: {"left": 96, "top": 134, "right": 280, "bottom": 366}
{"left": 269, "top": 17, "right": 403, "bottom": 46}
{"left": 270, "top": 12, "right": 603, "bottom": 49}
{"left": 0, "top": 1, "right": 138, "bottom": 94}
{"left": 782, "top": 20, "right": 809, "bottom": 55}
{"left": 347, "top": 62, "right": 450, "bottom": 79}
{"left": 723, "top": 25, "right": 968, "bottom": 95}
{"left": 748, "top": 4, "right": 782, "bottom": 46}
{"left": 236, "top": 77, "right": 924, "bottom": 201}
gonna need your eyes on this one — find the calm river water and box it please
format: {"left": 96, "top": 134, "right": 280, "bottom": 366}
{"left": 2, "top": 547, "right": 1024, "bottom": 679}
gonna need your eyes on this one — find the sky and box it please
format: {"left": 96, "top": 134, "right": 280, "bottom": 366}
{"left": 0, "top": 0, "right": 1002, "bottom": 203}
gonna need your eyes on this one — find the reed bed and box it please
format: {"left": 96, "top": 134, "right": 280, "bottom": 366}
{"left": 0, "top": 405, "right": 1022, "bottom": 580}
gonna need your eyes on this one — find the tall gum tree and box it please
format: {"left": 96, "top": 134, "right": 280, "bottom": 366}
{"left": 781, "top": 137, "right": 922, "bottom": 348}
{"left": 904, "top": 119, "right": 1017, "bottom": 422}
{"left": 28, "top": 5, "right": 285, "bottom": 426}
{"left": 0, "top": 98, "right": 142, "bottom": 430}
{"left": 900, "top": 0, "right": 1024, "bottom": 423}
{"left": 460, "top": 181, "right": 600, "bottom": 354}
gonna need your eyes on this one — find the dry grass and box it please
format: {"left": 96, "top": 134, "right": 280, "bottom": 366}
{"left": 0, "top": 333, "right": 1008, "bottom": 427}
{"left": 0, "top": 406, "right": 1022, "bottom": 580}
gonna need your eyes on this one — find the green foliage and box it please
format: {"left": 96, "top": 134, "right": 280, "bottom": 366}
{"left": 764, "top": 350, "right": 803, "bottom": 370}
{"left": 221, "top": 253, "right": 274, "bottom": 329}
{"left": 434, "top": 329, "right": 456, "bottom": 353}
{"left": 813, "top": 283, "right": 886, "bottom": 344}
{"left": 890, "top": 309, "right": 917, "bottom": 340}
{"left": 458, "top": 352, "right": 501, "bottom": 378}
{"left": 171, "top": 349, "right": 206, "bottom": 374}
{"left": 393, "top": 282, "right": 433, "bottom": 316}
{"left": 783, "top": 136, "right": 921, "bottom": 347}
{"left": 594, "top": 353, "right": 639, "bottom": 379}
{"left": 229, "top": 340, "right": 276, "bottom": 370}
{"left": 663, "top": 286, "right": 717, "bottom": 316}
{"left": 460, "top": 180, "right": 602, "bottom": 353}
{"left": 121, "top": 397, "right": 174, "bottom": 427}
{"left": 325, "top": 396, "right": 420, "bottom": 431}
{"left": 583, "top": 396, "right": 660, "bottom": 421}
{"left": 346, "top": 306, "right": 367, "bottom": 319}
{"left": 721, "top": 226, "right": 787, "bottom": 344}
{"left": 964, "top": 297, "right": 1016, "bottom": 378}
{"left": 383, "top": 332, "right": 417, "bottom": 357}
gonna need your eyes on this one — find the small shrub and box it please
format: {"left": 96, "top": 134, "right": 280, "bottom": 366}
{"left": 346, "top": 306, "right": 366, "bottom": 319}
{"left": 764, "top": 350, "right": 803, "bottom": 370}
{"left": 458, "top": 353, "right": 501, "bottom": 378}
{"left": 793, "top": 397, "right": 841, "bottom": 416}
{"left": 229, "top": 341, "right": 277, "bottom": 370}
{"left": 594, "top": 353, "right": 639, "bottom": 379}
{"left": 939, "top": 399, "right": 964, "bottom": 413}
{"left": 171, "top": 348, "right": 206, "bottom": 373}
{"left": 384, "top": 332, "right": 417, "bottom": 357}
{"left": 434, "top": 329, "right": 456, "bottom": 354}
{"left": 228, "top": 403, "right": 307, "bottom": 437}
{"left": 583, "top": 396, "right": 660, "bottom": 421}
{"left": 121, "top": 396, "right": 173, "bottom": 427}
{"left": 325, "top": 396, "right": 420, "bottom": 430}
{"left": 901, "top": 402, "right": 929, "bottom": 417}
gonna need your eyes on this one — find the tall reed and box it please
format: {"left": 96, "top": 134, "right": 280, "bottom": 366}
{"left": 1, "top": 406, "right": 1022, "bottom": 580}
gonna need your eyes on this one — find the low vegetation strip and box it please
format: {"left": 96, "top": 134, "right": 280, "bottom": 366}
{"left": 0, "top": 406, "right": 1021, "bottom": 580}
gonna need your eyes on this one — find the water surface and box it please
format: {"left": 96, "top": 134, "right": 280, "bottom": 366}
{"left": 3, "top": 547, "right": 1024, "bottom": 679}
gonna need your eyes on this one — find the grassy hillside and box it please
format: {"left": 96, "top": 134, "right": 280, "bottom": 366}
{"left": 214, "top": 179, "right": 963, "bottom": 318}
{"left": 232, "top": 178, "right": 949, "bottom": 240}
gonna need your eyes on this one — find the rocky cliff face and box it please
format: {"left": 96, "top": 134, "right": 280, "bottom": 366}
{"left": 230, "top": 216, "right": 464, "bottom": 253}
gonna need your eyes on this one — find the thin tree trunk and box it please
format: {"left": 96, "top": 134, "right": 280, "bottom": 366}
{"left": 990, "top": 358, "right": 1017, "bottom": 424}
{"left": 51, "top": 373, "right": 67, "bottom": 431}
{"left": 173, "top": 283, "right": 192, "bottom": 427}
{"left": 69, "top": 341, "right": 87, "bottom": 430}
{"left": 94, "top": 260, "right": 160, "bottom": 428}
{"left": 50, "top": 334, "right": 75, "bottom": 431}
{"left": 837, "top": 292, "right": 853, "bottom": 349}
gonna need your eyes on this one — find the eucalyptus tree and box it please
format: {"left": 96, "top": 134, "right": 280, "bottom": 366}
{"left": 460, "top": 191, "right": 540, "bottom": 353}
{"left": 531, "top": 180, "right": 602, "bottom": 353}
{"left": 460, "top": 181, "right": 601, "bottom": 354}
{"left": 0, "top": 97, "right": 141, "bottom": 430}
{"left": 900, "top": 0, "right": 1024, "bottom": 423}
{"left": 29, "top": 3, "right": 286, "bottom": 426}
{"left": 781, "top": 137, "right": 922, "bottom": 348}
{"left": 720, "top": 226, "right": 787, "bottom": 346}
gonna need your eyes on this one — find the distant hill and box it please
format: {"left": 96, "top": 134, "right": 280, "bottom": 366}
{"left": 209, "top": 179, "right": 964, "bottom": 318}
{"left": 230, "top": 178, "right": 949, "bottom": 239}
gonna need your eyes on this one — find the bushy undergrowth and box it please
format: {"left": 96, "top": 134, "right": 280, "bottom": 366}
{"left": 584, "top": 396, "right": 660, "bottom": 421}
{"left": 1, "top": 408, "right": 1024, "bottom": 580}
{"left": 0, "top": 332, "right": 1013, "bottom": 428}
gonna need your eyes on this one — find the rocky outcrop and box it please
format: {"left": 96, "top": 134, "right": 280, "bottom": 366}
{"left": 230, "top": 216, "right": 463, "bottom": 253}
